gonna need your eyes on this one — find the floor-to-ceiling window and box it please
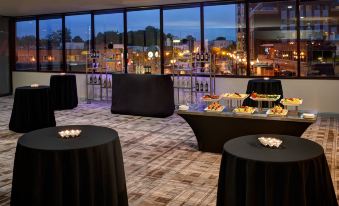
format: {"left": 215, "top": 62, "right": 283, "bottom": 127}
{"left": 94, "top": 12, "right": 124, "bottom": 73}
{"left": 65, "top": 14, "right": 91, "bottom": 72}
{"left": 16, "top": 20, "right": 37, "bottom": 71}
{"left": 249, "top": 1, "right": 298, "bottom": 77}
{"left": 204, "top": 4, "right": 247, "bottom": 76}
{"left": 163, "top": 6, "right": 201, "bottom": 74}
{"left": 0, "top": 17, "right": 10, "bottom": 96}
{"left": 300, "top": 0, "right": 339, "bottom": 77}
{"left": 127, "top": 9, "right": 160, "bottom": 74}
{"left": 39, "top": 17, "right": 63, "bottom": 71}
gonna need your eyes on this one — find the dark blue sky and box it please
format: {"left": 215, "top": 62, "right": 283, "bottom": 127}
{"left": 17, "top": 4, "right": 238, "bottom": 41}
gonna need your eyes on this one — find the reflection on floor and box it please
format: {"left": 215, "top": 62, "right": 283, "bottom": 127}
{"left": 0, "top": 96, "right": 338, "bottom": 205}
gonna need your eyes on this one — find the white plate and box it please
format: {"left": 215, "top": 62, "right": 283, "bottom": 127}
{"left": 201, "top": 97, "right": 221, "bottom": 102}
{"left": 233, "top": 108, "right": 256, "bottom": 115}
{"left": 178, "top": 105, "right": 189, "bottom": 111}
{"left": 280, "top": 98, "right": 303, "bottom": 106}
{"left": 250, "top": 95, "right": 281, "bottom": 102}
{"left": 204, "top": 106, "right": 225, "bottom": 113}
{"left": 302, "top": 113, "right": 316, "bottom": 119}
{"left": 266, "top": 109, "right": 288, "bottom": 116}
{"left": 222, "top": 93, "right": 249, "bottom": 100}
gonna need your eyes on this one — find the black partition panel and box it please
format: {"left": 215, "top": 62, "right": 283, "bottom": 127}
{"left": 0, "top": 17, "right": 10, "bottom": 96}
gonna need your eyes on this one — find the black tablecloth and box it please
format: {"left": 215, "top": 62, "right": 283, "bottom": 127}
{"left": 111, "top": 74, "right": 175, "bottom": 117}
{"left": 11, "top": 125, "right": 128, "bottom": 206}
{"left": 217, "top": 135, "right": 338, "bottom": 206}
{"left": 50, "top": 74, "right": 78, "bottom": 110}
{"left": 243, "top": 79, "right": 283, "bottom": 107}
{"left": 9, "top": 86, "right": 56, "bottom": 133}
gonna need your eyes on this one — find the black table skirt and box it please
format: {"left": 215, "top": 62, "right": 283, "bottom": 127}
{"left": 9, "top": 86, "right": 56, "bottom": 133}
{"left": 11, "top": 125, "right": 128, "bottom": 206}
{"left": 111, "top": 74, "right": 175, "bottom": 117}
{"left": 50, "top": 74, "right": 78, "bottom": 110}
{"left": 217, "top": 135, "right": 338, "bottom": 206}
{"left": 243, "top": 79, "right": 283, "bottom": 107}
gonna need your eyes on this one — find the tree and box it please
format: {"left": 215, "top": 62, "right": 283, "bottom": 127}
{"left": 216, "top": 36, "right": 226, "bottom": 41}
{"left": 72, "top": 36, "right": 84, "bottom": 42}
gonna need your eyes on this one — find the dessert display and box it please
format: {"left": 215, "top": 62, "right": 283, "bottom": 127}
{"left": 258, "top": 137, "right": 283, "bottom": 148}
{"left": 266, "top": 105, "right": 288, "bottom": 116}
{"left": 281, "top": 98, "right": 303, "bottom": 106}
{"left": 250, "top": 92, "right": 280, "bottom": 101}
{"left": 201, "top": 94, "right": 220, "bottom": 101}
{"left": 233, "top": 106, "right": 256, "bottom": 114}
{"left": 30, "top": 84, "right": 39, "bottom": 88}
{"left": 204, "top": 102, "right": 224, "bottom": 112}
{"left": 223, "top": 93, "right": 249, "bottom": 100}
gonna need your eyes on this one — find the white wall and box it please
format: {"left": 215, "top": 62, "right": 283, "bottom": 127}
{"left": 12, "top": 71, "right": 339, "bottom": 113}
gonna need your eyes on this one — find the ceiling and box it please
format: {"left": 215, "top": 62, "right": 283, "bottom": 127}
{"left": 0, "top": 0, "right": 216, "bottom": 17}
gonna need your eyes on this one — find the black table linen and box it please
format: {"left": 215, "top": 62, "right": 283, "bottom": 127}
{"left": 243, "top": 79, "right": 283, "bottom": 107}
{"left": 11, "top": 125, "right": 128, "bottom": 206}
{"left": 9, "top": 86, "right": 56, "bottom": 133}
{"left": 217, "top": 134, "right": 338, "bottom": 206}
{"left": 111, "top": 73, "right": 175, "bottom": 117}
{"left": 50, "top": 74, "right": 78, "bottom": 110}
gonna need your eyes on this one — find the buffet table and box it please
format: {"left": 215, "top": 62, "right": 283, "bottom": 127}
{"left": 177, "top": 105, "right": 316, "bottom": 153}
{"left": 111, "top": 73, "right": 175, "bottom": 117}
{"left": 217, "top": 134, "right": 337, "bottom": 206}
{"left": 11, "top": 125, "right": 128, "bottom": 206}
{"left": 50, "top": 74, "right": 78, "bottom": 110}
{"left": 243, "top": 79, "right": 283, "bottom": 107}
{"left": 9, "top": 86, "right": 56, "bottom": 133}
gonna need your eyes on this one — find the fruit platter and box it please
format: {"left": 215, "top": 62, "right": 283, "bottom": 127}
{"left": 233, "top": 106, "right": 256, "bottom": 115}
{"left": 250, "top": 92, "right": 281, "bottom": 101}
{"left": 201, "top": 94, "right": 221, "bottom": 102}
{"left": 222, "top": 93, "right": 249, "bottom": 100}
{"left": 266, "top": 105, "right": 288, "bottom": 116}
{"left": 280, "top": 98, "right": 303, "bottom": 106}
{"left": 204, "top": 102, "right": 225, "bottom": 112}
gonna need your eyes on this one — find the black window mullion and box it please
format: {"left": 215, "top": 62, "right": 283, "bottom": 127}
{"left": 36, "top": 17, "right": 40, "bottom": 71}
{"left": 160, "top": 7, "right": 164, "bottom": 74}
{"left": 296, "top": 0, "right": 301, "bottom": 77}
{"left": 62, "top": 16, "right": 66, "bottom": 72}
{"left": 200, "top": 3, "right": 204, "bottom": 53}
{"left": 245, "top": 2, "right": 250, "bottom": 77}
{"left": 123, "top": 9, "right": 128, "bottom": 74}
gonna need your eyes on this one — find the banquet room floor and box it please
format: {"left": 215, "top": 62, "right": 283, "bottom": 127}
{"left": 0, "top": 96, "right": 338, "bottom": 205}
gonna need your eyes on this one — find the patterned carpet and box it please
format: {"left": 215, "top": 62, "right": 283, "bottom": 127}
{"left": 0, "top": 96, "right": 338, "bottom": 205}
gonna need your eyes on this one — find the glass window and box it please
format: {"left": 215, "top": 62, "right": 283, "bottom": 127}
{"left": 204, "top": 4, "right": 247, "bottom": 75}
{"left": 65, "top": 14, "right": 91, "bottom": 72}
{"left": 127, "top": 9, "right": 160, "bottom": 74}
{"left": 249, "top": 1, "right": 297, "bottom": 77}
{"left": 300, "top": 1, "right": 339, "bottom": 77}
{"left": 95, "top": 13, "right": 124, "bottom": 73}
{"left": 163, "top": 7, "right": 201, "bottom": 74}
{"left": 16, "top": 20, "right": 37, "bottom": 71}
{"left": 39, "top": 18, "right": 63, "bottom": 71}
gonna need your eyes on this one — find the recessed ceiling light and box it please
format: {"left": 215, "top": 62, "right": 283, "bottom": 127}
{"left": 287, "top": 5, "right": 293, "bottom": 9}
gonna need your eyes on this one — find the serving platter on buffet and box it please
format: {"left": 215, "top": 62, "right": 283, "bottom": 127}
{"left": 233, "top": 106, "right": 256, "bottom": 115}
{"left": 201, "top": 94, "right": 221, "bottom": 102}
{"left": 250, "top": 93, "right": 281, "bottom": 102}
{"left": 222, "top": 93, "right": 249, "bottom": 100}
{"left": 266, "top": 106, "right": 288, "bottom": 117}
{"left": 280, "top": 98, "right": 303, "bottom": 107}
{"left": 204, "top": 102, "right": 225, "bottom": 113}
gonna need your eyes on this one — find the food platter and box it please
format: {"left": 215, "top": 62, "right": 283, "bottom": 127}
{"left": 250, "top": 93, "right": 281, "bottom": 102}
{"left": 233, "top": 106, "right": 256, "bottom": 115}
{"left": 204, "top": 102, "right": 225, "bottom": 112}
{"left": 280, "top": 98, "right": 303, "bottom": 106}
{"left": 201, "top": 94, "right": 221, "bottom": 102}
{"left": 266, "top": 105, "right": 288, "bottom": 116}
{"left": 222, "top": 93, "right": 249, "bottom": 100}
